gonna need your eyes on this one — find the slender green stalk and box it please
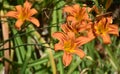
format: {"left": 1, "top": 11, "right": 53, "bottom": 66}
{"left": 58, "top": 57, "right": 64, "bottom": 74}
{"left": 50, "top": 4, "right": 57, "bottom": 35}
{"left": 105, "top": 45, "right": 119, "bottom": 71}
{"left": 57, "top": 0, "right": 65, "bottom": 24}
{"left": 20, "top": 30, "right": 32, "bottom": 74}
{"left": 28, "top": 51, "right": 63, "bottom": 67}
{"left": 67, "top": 59, "right": 82, "bottom": 74}
{"left": 14, "top": 40, "right": 22, "bottom": 64}
{"left": 12, "top": 28, "right": 26, "bottom": 61}
{"left": 47, "top": 49, "right": 57, "bottom": 74}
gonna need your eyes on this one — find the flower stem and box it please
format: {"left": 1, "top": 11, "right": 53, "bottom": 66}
{"left": 67, "top": 59, "right": 82, "bottom": 74}
{"left": 105, "top": 45, "right": 119, "bottom": 71}
{"left": 47, "top": 49, "right": 57, "bottom": 74}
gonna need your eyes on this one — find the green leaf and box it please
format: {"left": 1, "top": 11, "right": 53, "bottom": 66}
{"left": 20, "top": 29, "right": 32, "bottom": 74}
{"left": 12, "top": 28, "right": 26, "bottom": 63}
{"left": 28, "top": 51, "right": 63, "bottom": 67}
{"left": 105, "top": 0, "right": 113, "bottom": 10}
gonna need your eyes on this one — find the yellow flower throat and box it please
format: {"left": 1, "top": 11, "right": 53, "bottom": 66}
{"left": 64, "top": 40, "right": 76, "bottom": 53}
{"left": 18, "top": 9, "right": 28, "bottom": 21}
{"left": 95, "top": 20, "right": 109, "bottom": 35}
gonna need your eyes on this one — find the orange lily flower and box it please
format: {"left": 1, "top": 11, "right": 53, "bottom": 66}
{"left": 52, "top": 32, "right": 94, "bottom": 66}
{"left": 94, "top": 16, "right": 119, "bottom": 44}
{"left": 60, "top": 22, "right": 95, "bottom": 41}
{"left": 5, "top": 0, "right": 40, "bottom": 30}
{"left": 61, "top": 22, "right": 92, "bottom": 35}
{"left": 63, "top": 4, "right": 91, "bottom": 24}
{"left": 60, "top": 23, "right": 79, "bottom": 35}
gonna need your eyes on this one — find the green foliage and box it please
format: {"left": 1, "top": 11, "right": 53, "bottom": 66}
{"left": 0, "top": 0, "right": 120, "bottom": 74}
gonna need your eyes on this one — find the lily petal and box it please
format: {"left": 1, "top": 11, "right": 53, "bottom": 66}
{"left": 101, "top": 34, "right": 111, "bottom": 44}
{"left": 15, "top": 19, "right": 24, "bottom": 30}
{"left": 54, "top": 43, "right": 64, "bottom": 51}
{"left": 63, "top": 6, "right": 74, "bottom": 14}
{"left": 67, "top": 16, "right": 76, "bottom": 22}
{"left": 61, "top": 24, "right": 72, "bottom": 33}
{"left": 88, "top": 30, "right": 95, "bottom": 38}
{"left": 67, "top": 32, "right": 75, "bottom": 41}
{"left": 100, "top": 17, "right": 107, "bottom": 26}
{"left": 73, "top": 48, "right": 85, "bottom": 58}
{"left": 27, "top": 17, "right": 40, "bottom": 27}
{"left": 15, "top": 5, "right": 22, "bottom": 13}
{"left": 106, "top": 16, "right": 112, "bottom": 23}
{"left": 108, "top": 25, "right": 119, "bottom": 36}
{"left": 52, "top": 32, "right": 67, "bottom": 43}
{"left": 24, "top": 0, "right": 32, "bottom": 9}
{"left": 76, "top": 36, "right": 89, "bottom": 46}
{"left": 73, "top": 4, "right": 80, "bottom": 12}
{"left": 76, "top": 30, "right": 95, "bottom": 46}
{"left": 29, "top": 8, "right": 38, "bottom": 16}
{"left": 62, "top": 52, "right": 72, "bottom": 66}
{"left": 5, "top": 11, "right": 18, "bottom": 19}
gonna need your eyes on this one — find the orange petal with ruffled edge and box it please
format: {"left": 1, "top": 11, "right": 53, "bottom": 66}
{"left": 73, "top": 48, "right": 85, "bottom": 58}
{"left": 63, "top": 6, "right": 74, "bottom": 14}
{"left": 61, "top": 24, "right": 72, "bottom": 33}
{"left": 101, "top": 17, "right": 107, "bottom": 26}
{"left": 52, "top": 32, "right": 67, "bottom": 43}
{"left": 67, "top": 32, "right": 75, "bottom": 41}
{"left": 108, "top": 25, "right": 119, "bottom": 36}
{"left": 15, "top": 19, "right": 24, "bottom": 30}
{"left": 76, "top": 36, "right": 86, "bottom": 44}
{"left": 27, "top": 17, "right": 40, "bottom": 27}
{"left": 54, "top": 43, "right": 64, "bottom": 51}
{"left": 73, "top": 4, "right": 80, "bottom": 12}
{"left": 67, "top": 16, "right": 77, "bottom": 23}
{"left": 101, "top": 34, "right": 111, "bottom": 44}
{"left": 5, "top": 11, "right": 18, "bottom": 19}
{"left": 76, "top": 36, "right": 89, "bottom": 46}
{"left": 29, "top": 8, "right": 38, "bottom": 16}
{"left": 24, "top": 0, "right": 32, "bottom": 9}
{"left": 62, "top": 52, "right": 72, "bottom": 66}
{"left": 75, "top": 30, "right": 95, "bottom": 46}
{"left": 15, "top": 5, "right": 22, "bottom": 13}
{"left": 106, "top": 16, "right": 112, "bottom": 23}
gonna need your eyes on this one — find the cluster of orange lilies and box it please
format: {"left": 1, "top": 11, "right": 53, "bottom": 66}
{"left": 5, "top": 0, "right": 119, "bottom": 66}
{"left": 52, "top": 4, "right": 119, "bottom": 66}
